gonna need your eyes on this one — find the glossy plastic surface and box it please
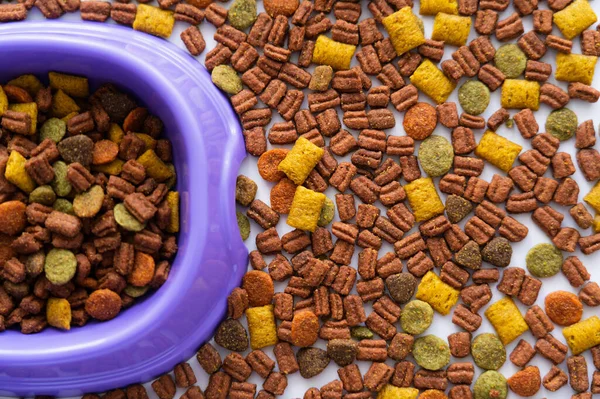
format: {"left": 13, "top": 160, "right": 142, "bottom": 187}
{"left": 0, "top": 21, "right": 247, "bottom": 397}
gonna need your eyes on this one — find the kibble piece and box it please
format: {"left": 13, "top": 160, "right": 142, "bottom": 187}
{"left": 545, "top": 290, "right": 583, "bottom": 326}
{"left": 287, "top": 187, "right": 326, "bottom": 232}
{"left": 526, "top": 243, "right": 563, "bottom": 278}
{"left": 133, "top": 4, "right": 175, "bottom": 39}
{"left": 584, "top": 182, "right": 600, "bottom": 213}
{"left": 494, "top": 44, "right": 527, "bottom": 79}
{"left": 415, "top": 271, "right": 459, "bottom": 315}
{"left": 278, "top": 137, "right": 324, "bottom": 185}
{"left": 8, "top": 103, "right": 37, "bottom": 135}
{"left": 485, "top": 297, "right": 529, "bottom": 345}
{"left": 401, "top": 300, "right": 434, "bottom": 335}
{"left": 377, "top": 385, "right": 418, "bottom": 399}
{"left": 431, "top": 13, "right": 471, "bottom": 47}
{"left": 553, "top": 0, "right": 597, "bottom": 39}
{"left": 49, "top": 72, "right": 89, "bottom": 98}
{"left": 85, "top": 289, "right": 122, "bottom": 321}
{"left": 546, "top": 107, "right": 578, "bottom": 141}
{"left": 501, "top": 79, "right": 540, "bottom": 110}
{"left": 327, "top": 339, "right": 358, "bottom": 367}
{"left": 382, "top": 7, "right": 426, "bottom": 56}
{"left": 410, "top": 59, "right": 456, "bottom": 104}
{"left": 507, "top": 366, "right": 541, "bottom": 397}
{"left": 212, "top": 65, "right": 242, "bottom": 95}
{"left": 228, "top": 0, "right": 257, "bottom": 30}
{"left": 418, "top": 135, "right": 454, "bottom": 177}
{"left": 472, "top": 333, "right": 506, "bottom": 370}
{"left": 474, "top": 371, "right": 507, "bottom": 399}
{"left": 405, "top": 178, "right": 445, "bottom": 222}
{"left": 420, "top": 0, "right": 458, "bottom": 14}
{"left": 563, "top": 316, "right": 600, "bottom": 355}
{"left": 5, "top": 150, "right": 36, "bottom": 193}
{"left": 556, "top": 53, "right": 597, "bottom": 86}
{"left": 403, "top": 102, "right": 438, "bottom": 140}
{"left": 413, "top": 335, "right": 451, "bottom": 371}
{"left": 46, "top": 297, "right": 71, "bottom": 330}
{"left": 458, "top": 81, "right": 490, "bottom": 115}
{"left": 312, "top": 35, "right": 356, "bottom": 71}
{"left": 475, "top": 130, "right": 522, "bottom": 172}
{"left": 481, "top": 237, "right": 512, "bottom": 267}
{"left": 386, "top": 273, "right": 417, "bottom": 304}
{"left": 44, "top": 248, "right": 77, "bottom": 285}
{"left": 246, "top": 305, "right": 278, "bottom": 350}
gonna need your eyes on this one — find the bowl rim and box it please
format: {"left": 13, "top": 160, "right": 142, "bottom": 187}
{"left": 0, "top": 21, "right": 247, "bottom": 396}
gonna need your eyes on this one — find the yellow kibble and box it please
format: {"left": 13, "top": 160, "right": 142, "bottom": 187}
{"left": 92, "top": 159, "right": 124, "bottom": 175}
{"left": 0, "top": 86, "right": 7, "bottom": 117}
{"left": 5, "top": 150, "right": 36, "bottom": 193}
{"left": 420, "top": 0, "right": 458, "bottom": 15}
{"left": 501, "top": 79, "right": 540, "bottom": 110}
{"left": 415, "top": 271, "right": 459, "bottom": 315}
{"left": 246, "top": 305, "right": 278, "bottom": 350}
{"left": 133, "top": 4, "right": 175, "bottom": 39}
{"left": 555, "top": 53, "right": 597, "bottom": 86}
{"left": 485, "top": 297, "right": 529, "bottom": 345}
{"left": 278, "top": 137, "right": 324, "bottom": 185}
{"left": 137, "top": 149, "right": 174, "bottom": 182}
{"left": 7, "top": 74, "right": 44, "bottom": 97}
{"left": 312, "top": 35, "right": 357, "bottom": 71}
{"left": 49, "top": 72, "right": 89, "bottom": 98}
{"left": 46, "top": 297, "right": 72, "bottom": 330}
{"left": 475, "top": 130, "right": 522, "bottom": 173}
{"left": 405, "top": 177, "right": 445, "bottom": 222}
{"left": 166, "top": 191, "right": 180, "bottom": 233}
{"left": 377, "top": 385, "right": 419, "bottom": 399}
{"left": 135, "top": 133, "right": 157, "bottom": 152}
{"left": 9, "top": 103, "right": 37, "bottom": 135}
{"left": 563, "top": 316, "right": 600, "bottom": 355}
{"left": 585, "top": 182, "right": 600, "bottom": 214}
{"left": 554, "top": 0, "right": 597, "bottom": 39}
{"left": 410, "top": 59, "right": 456, "bottom": 104}
{"left": 52, "top": 89, "right": 80, "bottom": 119}
{"left": 287, "top": 186, "right": 327, "bottom": 232}
{"left": 382, "top": 7, "right": 426, "bottom": 56}
{"left": 431, "top": 13, "right": 471, "bottom": 46}
{"left": 108, "top": 123, "right": 125, "bottom": 145}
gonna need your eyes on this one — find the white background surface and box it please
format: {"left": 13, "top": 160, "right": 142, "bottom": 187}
{"left": 17, "top": 0, "right": 600, "bottom": 398}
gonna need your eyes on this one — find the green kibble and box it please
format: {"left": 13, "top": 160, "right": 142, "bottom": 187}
{"left": 351, "top": 326, "right": 374, "bottom": 340}
{"left": 472, "top": 333, "right": 506, "bottom": 370}
{"left": 494, "top": 44, "right": 527, "bottom": 79}
{"left": 51, "top": 161, "right": 72, "bottom": 197}
{"left": 40, "top": 118, "right": 66, "bottom": 143}
{"left": 309, "top": 65, "right": 334, "bottom": 92}
{"left": 401, "top": 300, "right": 434, "bottom": 335}
{"left": 73, "top": 185, "right": 104, "bottom": 218}
{"left": 237, "top": 211, "right": 250, "bottom": 240}
{"left": 44, "top": 248, "right": 77, "bottom": 285}
{"left": 29, "top": 185, "right": 56, "bottom": 206}
{"left": 227, "top": 0, "right": 257, "bottom": 30}
{"left": 474, "top": 371, "right": 508, "bottom": 399}
{"left": 114, "top": 203, "right": 147, "bottom": 232}
{"left": 212, "top": 65, "right": 243, "bottom": 95}
{"left": 458, "top": 80, "right": 490, "bottom": 115}
{"left": 418, "top": 135, "right": 454, "bottom": 177}
{"left": 318, "top": 197, "right": 335, "bottom": 227}
{"left": 412, "top": 335, "right": 451, "bottom": 371}
{"left": 53, "top": 198, "right": 74, "bottom": 215}
{"left": 124, "top": 285, "right": 149, "bottom": 298}
{"left": 546, "top": 108, "right": 578, "bottom": 141}
{"left": 526, "top": 243, "right": 563, "bottom": 277}
{"left": 445, "top": 194, "right": 473, "bottom": 224}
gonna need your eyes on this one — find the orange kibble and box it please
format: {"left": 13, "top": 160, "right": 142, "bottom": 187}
{"left": 242, "top": 270, "right": 274, "bottom": 307}
{"left": 123, "top": 107, "right": 148, "bottom": 134}
{"left": 0, "top": 201, "right": 27, "bottom": 236}
{"left": 291, "top": 310, "right": 319, "bottom": 347}
{"left": 257, "top": 149, "right": 289, "bottom": 182}
{"left": 403, "top": 102, "right": 438, "bottom": 140}
{"left": 85, "top": 289, "right": 122, "bottom": 321}
{"left": 264, "top": 0, "right": 299, "bottom": 17}
{"left": 92, "top": 140, "right": 119, "bottom": 165}
{"left": 507, "top": 366, "right": 541, "bottom": 397}
{"left": 419, "top": 390, "right": 448, "bottom": 399}
{"left": 545, "top": 290, "right": 583, "bottom": 326}
{"left": 128, "top": 252, "right": 156, "bottom": 287}
{"left": 270, "top": 178, "right": 297, "bottom": 214}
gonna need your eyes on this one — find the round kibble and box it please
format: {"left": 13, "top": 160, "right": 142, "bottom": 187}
{"left": 44, "top": 248, "right": 77, "bottom": 285}
{"left": 270, "top": 178, "right": 297, "bottom": 214}
{"left": 296, "top": 347, "right": 330, "bottom": 378}
{"left": 51, "top": 161, "right": 72, "bottom": 197}
{"left": 507, "top": 366, "right": 541, "bottom": 397}
{"left": 128, "top": 252, "right": 155, "bottom": 287}
{"left": 546, "top": 108, "right": 578, "bottom": 141}
{"left": 53, "top": 198, "right": 74, "bottom": 215}
{"left": 481, "top": 237, "right": 512, "bottom": 268}
{"left": 474, "top": 370, "right": 508, "bottom": 399}
{"left": 40, "top": 118, "right": 66, "bottom": 143}
{"left": 418, "top": 135, "right": 454, "bottom": 177}
{"left": 211, "top": 65, "right": 243, "bottom": 95}
{"left": 327, "top": 339, "right": 358, "bottom": 367}
{"left": 386, "top": 273, "right": 417, "bottom": 304}
{"left": 242, "top": 270, "right": 275, "bottom": 307}
{"left": 413, "top": 335, "right": 451, "bottom": 371}
{"left": 526, "top": 243, "right": 563, "bottom": 278}
{"left": 264, "top": 0, "right": 299, "bottom": 16}
{"left": 401, "top": 299, "right": 433, "bottom": 335}
{"left": 403, "top": 102, "right": 438, "bottom": 140}
{"left": 73, "top": 184, "right": 104, "bottom": 218}
{"left": 85, "top": 289, "right": 122, "bottom": 321}
{"left": 458, "top": 80, "right": 490, "bottom": 115}
{"left": 0, "top": 200, "right": 27, "bottom": 236}
{"left": 124, "top": 285, "right": 149, "bottom": 298}
{"left": 291, "top": 310, "right": 319, "bottom": 347}
{"left": 236, "top": 175, "right": 258, "bottom": 207}
{"left": 351, "top": 326, "right": 374, "bottom": 340}
{"left": 114, "top": 203, "right": 147, "bottom": 232}
{"left": 317, "top": 197, "right": 335, "bottom": 227}
{"left": 214, "top": 318, "right": 249, "bottom": 352}
{"left": 237, "top": 211, "right": 251, "bottom": 240}
{"left": 494, "top": 44, "right": 527, "bottom": 79}
{"left": 544, "top": 290, "right": 583, "bottom": 326}
{"left": 472, "top": 333, "right": 506, "bottom": 370}
{"left": 25, "top": 251, "right": 45, "bottom": 277}
{"left": 92, "top": 140, "right": 119, "bottom": 165}
{"left": 445, "top": 194, "right": 473, "bottom": 224}
{"left": 257, "top": 149, "right": 289, "bottom": 182}
{"left": 57, "top": 135, "right": 94, "bottom": 166}
{"left": 228, "top": 0, "right": 257, "bottom": 30}
{"left": 29, "top": 185, "right": 56, "bottom": 206}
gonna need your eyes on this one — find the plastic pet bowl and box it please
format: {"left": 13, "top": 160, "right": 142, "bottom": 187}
{"left": 0, "top": 21, "right": 247, "bottom": 397}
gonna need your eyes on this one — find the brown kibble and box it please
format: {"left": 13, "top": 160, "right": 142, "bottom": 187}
{"left": 510, "top": 339, "right": 536, "bottom": 367}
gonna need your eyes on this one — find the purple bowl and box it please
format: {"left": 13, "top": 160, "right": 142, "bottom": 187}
{"left": 0, "top": 21, "right": 247, "bottom": 396}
